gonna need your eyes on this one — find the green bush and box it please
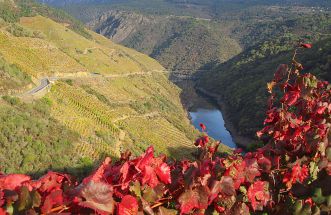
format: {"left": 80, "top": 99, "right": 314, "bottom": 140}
{"left": 0, "top": 98, "right": 82, "bottom": 176}
{"left": 2, "top": 96, "right": 20, "bottom": 106}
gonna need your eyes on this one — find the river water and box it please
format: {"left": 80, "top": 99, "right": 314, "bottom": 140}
{"left": 177, "top": 80, "right": 237, "bottom": 148}
{"left": 189, "top": 107, "right": 237, "bottom": 148}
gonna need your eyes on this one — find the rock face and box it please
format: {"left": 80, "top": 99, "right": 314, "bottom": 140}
{"left": 87, "top": 10, "right": 156, "bottom": 43}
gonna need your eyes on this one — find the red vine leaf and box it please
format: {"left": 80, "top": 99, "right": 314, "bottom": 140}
{"left": 118, "top": 195, "right": 138, "bottom": 215}
{"left": 78, "top": 181, "right": 115, "bottom": 215}
{"left": 142, "top": 165, "right": 159, "bottom": 188}
{"left": 83, "top": 157, "right": 111, "bottom": 184}
{"left": 0, "top": 174, "right": 30, "bottom": 190}
{"left": 155, "top": 163, "right": 171, "bottom": 184}
{"left": 283, "top": 163, "right": 309, "bottom": 189}
{"left": 199, "top": 123, "right": 206, "bottom": 131}
{"left": 300, "top": 43, "right": 312, "bottom": 49}
{"left": 41, "top": 189, "right": 64, "bottom": 214}
{"left": 220, "top": 176, "right": 235, "bottom": 196}
{"left": 247, "top": 181, "right": 270, "bottom": 211}
{"left": 178, "top": 186, "right": 209, "bottom": 214}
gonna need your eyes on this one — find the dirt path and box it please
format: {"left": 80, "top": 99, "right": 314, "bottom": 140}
{"left": 112, "top": 111, "right": 159, "bottom": 123}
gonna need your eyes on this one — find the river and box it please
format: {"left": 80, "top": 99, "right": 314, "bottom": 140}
{"left": 177, "top": 81, "right": 237, "bottom": 148}
{"left": 189, "top": 107, "right": 236, "bottom": 148}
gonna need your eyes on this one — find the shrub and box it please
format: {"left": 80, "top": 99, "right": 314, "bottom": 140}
{"left": 2, "top": 96, "right": 20, "bottom": 106}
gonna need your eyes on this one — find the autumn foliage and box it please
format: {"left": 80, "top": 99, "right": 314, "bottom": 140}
{"left": 0, "top": 45, "right": 330, "bottom": 214}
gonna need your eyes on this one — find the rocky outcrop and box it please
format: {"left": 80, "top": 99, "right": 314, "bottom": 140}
{"left": 87, "top": 10, "right": 158, "bottom": 43}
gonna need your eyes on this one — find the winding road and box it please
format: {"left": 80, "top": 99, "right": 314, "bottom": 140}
{"left": 23, "top": 70, "right": 171, "bottom": 97}
{"left": 25, "top": 78, "right": 50, "bottom": 95}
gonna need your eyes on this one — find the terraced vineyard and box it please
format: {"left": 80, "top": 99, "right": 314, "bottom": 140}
{"left": 0, "top": 8, "right": 214, "bottom": 174}
{"left": 45, "top": 72, "right": 201, "bottom": 159}
{"left": 48, "top": 82, "right": 122, "bottom": 158}
{"left": 51, "top": 82, "right": 120, "bottom": 133}
{"left": 73, "top": 140, "right": 119, "bottom": 161}
{"left": 20, "top": 16, "right": 164, "bottom": 75}
{"left": 0, "top": 31, "right": 87, "bottom": 78}
{"left": 121, "top": 117, "right": 194, "bottom": 158}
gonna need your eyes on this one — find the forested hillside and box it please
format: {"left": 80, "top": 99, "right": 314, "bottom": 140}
{"left": 0, "top": 0, "right": 209, "bottom": 175}
{"left": 44, "top": 0, "right": 330, "bottom": 74}
{"left": 195, "top": 10, "right": 331, "bottom": 143}
{"left": 87, "top": 10, "right": 241, "bottom": 72}
{"left": 198, "top": 36, "right": 331, "bottom": 143}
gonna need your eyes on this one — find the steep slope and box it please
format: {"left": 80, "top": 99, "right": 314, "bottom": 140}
{"left": 0, "top": 97, "right": 89, "bottom": 176}
{"left": 50, "top": 1, "right": 330, "bottom": 74}
{"left": 0, "top": 1, "right": 208, "bottom": 175}
{"left": 87, "top": 10, "right": 241, "bottom": 72}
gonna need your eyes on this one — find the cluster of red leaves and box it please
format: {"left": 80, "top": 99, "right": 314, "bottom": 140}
{"left": 0, "top": 44, "right": 330, "bottom": 214}
{"left": 282, "top": 163, "right": 309, "bottom": 189}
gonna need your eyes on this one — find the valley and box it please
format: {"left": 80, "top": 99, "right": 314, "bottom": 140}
{"left": 0, "top": 1, "right": 330, "bottom": 214}
{"left": 1, "top": 1, "right": 329, "bottom": 162}
{"left": 1, "top": 0, "right": 224, "bottom": 176}
{"left": 50, "top": 0, "right": 331, "bottom": 147}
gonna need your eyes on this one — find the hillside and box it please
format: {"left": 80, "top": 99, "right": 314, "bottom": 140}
{"left": 41, "top": 0, "right": 331, "bottom": 18}
{"left": 197, "top": 36, "right": 331, "bottom": 145}
{"left": 86, "top": 10, "right": 241, "bottom": 72}
{"left": 45, "top": 1, "right": 330, "bottom": 75}
{"left": 81, "top": 6, "right": 330, "bottom": 146}
{"left": 35, "top": 0, "right": 331, "bottom": 147}
{"left": 0, "top": 0, "right": 212, "bottom": 175}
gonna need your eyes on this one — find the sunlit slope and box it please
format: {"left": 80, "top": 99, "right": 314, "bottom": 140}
{"left": 20, "top": 15, "right": 164, "bottom": 75}
{"left": 89, "top": 31, "right": 164, "bottom": 72}
{"left": 47, "top": 72, "right": 199, "bottom": 159}
{"left": 0, "top": 31, "right": 87, "bottom": 79}
{"left": 0, "top": 13, "right": 207, "bottom": 169}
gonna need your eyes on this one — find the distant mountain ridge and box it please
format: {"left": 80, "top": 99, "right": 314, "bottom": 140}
{"left": 41, "top": 0, "right": 331, "bottom": 9}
